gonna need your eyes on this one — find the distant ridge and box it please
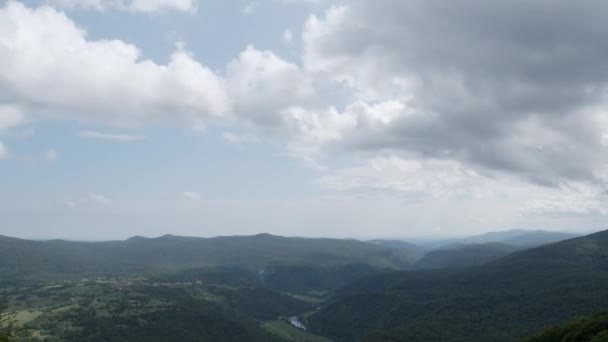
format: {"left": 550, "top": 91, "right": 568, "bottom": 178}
{"left": 419, "top": 229, "right": 579, "bottom": 248}
{"left": 0, "top": 233, "right": 421, "bottom": 282}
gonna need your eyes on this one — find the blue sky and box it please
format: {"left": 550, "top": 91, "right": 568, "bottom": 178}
{"left": 1, "top": 0, "right": 607, "bottom": 240}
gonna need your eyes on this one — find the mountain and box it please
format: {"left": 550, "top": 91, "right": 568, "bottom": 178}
{"left": 524, "top": 311, "right": 608, "bottom": 342}
{"left": 415, "top": 242, "right": 522, "bottom": 269}
{"left": 417, "top": 229, "right": 579, "bottom": 248}
{"left": 0, "top": 233, "right": 419, "bottom": 282}
{"left": 369, "top": 239, "right": 426, "bottom": 250}
{"left": 435, "top": 229, "right": 579, "bottom": 246}
{"left": 502, "top": 230, "right": 580, "bottom": 245}
{"left": 309, "top": 230, "right": 608, "bottom": 342}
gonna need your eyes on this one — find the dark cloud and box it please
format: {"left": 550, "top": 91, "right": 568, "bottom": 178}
{"left": 306, "top": 0, "right": 608, "bottom": 185}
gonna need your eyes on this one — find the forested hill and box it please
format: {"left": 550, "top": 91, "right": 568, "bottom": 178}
{"left": 414, "top": 242, "right": 522, "bottom": 269}
{"left": 524, "top": 311, "right": 608, "bottom": 342}
{"left": 309, "top": 230, "right": 608, "bottom": 342}
{"left": 421, "top": 229, "right": 579, "bottom": 248}
{"left": 0, "top": 233, "right": 419, "bottom": 281}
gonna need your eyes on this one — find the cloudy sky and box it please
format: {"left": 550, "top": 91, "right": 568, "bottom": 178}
{"left": 1, "top": 0, "right": 607, "bottom": 240}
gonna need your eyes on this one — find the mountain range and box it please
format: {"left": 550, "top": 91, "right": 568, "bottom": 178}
{"left": 308, "top": 230, "right": 608, "bottom": 341}
{"left": 1, "top": 228, "right": 602, "bottom": 341}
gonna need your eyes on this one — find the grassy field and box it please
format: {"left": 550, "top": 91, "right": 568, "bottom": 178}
{"left": 1, "top": 277, "right": 322, "bottom": 341}
{"left": 262, "top": 320, "right": 333, "bottom": 342}
{"left": 285, "top": 293, "right": 326, "bottom": 304}
{"left": 9, "top": 310, "right": 43, "bottom": 325}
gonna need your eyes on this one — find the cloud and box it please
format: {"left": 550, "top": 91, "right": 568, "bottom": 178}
{"left": 78, "top": 131, "right": 146, "bottom": 142}
{"left": 0, "top": 3, "right": 312, "bottom": 132}
{"left": 280, "top": 100, "right": 405, "bottom": 161}
{"left": 0, "top": 105, "right": 25, "bottom": 132}
{"left": 44, "top": 148, "right": 58, "bottom": 161}
{"left": 0, "top": 2, "right": 227, "bottom": 126}
{"left": 521, "top": 185, "right": 608, "bottom": 216}
{"left": 6, "top": 0, "right": 608, "bottom": 220}
{"left": 317, "top": 154, "right": 608, "bottom": 217}
{"left": 275, "top": 0, "right": 324, "bottom": 5}
{"left": 45, "top": 0, "right": 198, "bottom": 13}
{"left": 183, "top": 192, "right": 202, "bottom": 200}
{"left": 89, "top": 194, "right": 112, "bottom": 205}
{"left": 0, "top": 141, "right": 8, "bottom": 159}
{"left": 317, "top": 156, "right": 474, "bottom": 197}
{"left": 300, "top": 1, "right": 608, "bottom": 186}
{"left": 226, "top": 46, "right": 315, "bottom": 125}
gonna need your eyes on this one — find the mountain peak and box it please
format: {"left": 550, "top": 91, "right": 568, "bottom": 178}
{"left": 126, "top": 235, "right": 148, "bottom": 242}
{"left": 253, "top": 233, "right": 279, "bottom": 239}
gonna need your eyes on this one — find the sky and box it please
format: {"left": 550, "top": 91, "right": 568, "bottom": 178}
{"left": 1, "top": 0, "right": 607, "bottom": 240}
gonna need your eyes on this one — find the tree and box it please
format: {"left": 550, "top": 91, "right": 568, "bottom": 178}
{"left": 0, "top": 308, "right": 16, "bottom": 342}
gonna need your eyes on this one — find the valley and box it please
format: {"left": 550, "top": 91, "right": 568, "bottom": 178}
{"left": 0, "top": 229, "right": 593, "bottom": 341}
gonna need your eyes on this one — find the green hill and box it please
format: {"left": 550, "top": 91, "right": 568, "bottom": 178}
{"left": 309, "top": 230, "right": 608, "bottom": 342}
{"left": 415, "top": 243, "right": 522, "bottom": 269}
{"left": 421, "top": 229, "right": 579, "bottom": 248}
{"left": 159, "top": 263, "right": 385, "bottom": 293}
{"left": 523, "top": 311, "right": 608, "bottom": 342}
{"left": 0, "top": 233, "right": 418, "bottom": 282}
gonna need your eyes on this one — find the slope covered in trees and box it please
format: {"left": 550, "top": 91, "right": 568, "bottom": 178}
{"left": 0, "top": 234, "right": 419, "bottom": 283}
{"left": 524, "top": 312, "right": 608, "bottom": 342}
{"left": 415, "top": 243, "right": 522, "bottom": 269}
{"left": 309, "top": 230, "right": 608, "bottom": 341}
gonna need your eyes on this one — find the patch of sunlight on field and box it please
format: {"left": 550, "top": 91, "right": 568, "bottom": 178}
{"left": 262, "top": 320, "right": 333, "bottom": 342}
{"left": 30, "top": 330, "right": 51, "bottom": 339}
{"left": 10, "top": 310, "right": 43, "bottom": 326}
{"left": 52, "top": 303, "right": 79, "bottom": 313}
{"left": 288, "top": 293, "right": 325, "bottom": 304}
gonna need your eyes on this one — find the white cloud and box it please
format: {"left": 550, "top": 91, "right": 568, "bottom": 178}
{"left": 302, "top": 5, "right": 350, "bottom": 74}
{"left": 78, "top": 131, "right": 146, "bottom": 142}
{"left": 520, "top": 183, "right": 608, "bottom": 216}
{"left": 0, "top": 3, "right": 314, "bottom": 133}
{"left": 226, "top": 46, "right": 314, "bottom": 124}
{"left": 45, "top": 148, "right": 58, "bottom": 161}
{"left": 5, "top": 0, "right": 608, "bottom": 229}
{"left": 0, "top": 2, "right": 227, "bottom": 126}
{"left": 0, "top": 105, "right": 25, "bottom": 132}
{"left": 0, "top": 141, "right": 8, "bottom": 159}
{"left": 183, "top": 192, "right": 202, "bottom": 200}
{"left": 317, "top": 156, "right": 476, "bottom": 198}
{"left": 64, "top": 200, "right": 77, "bottom": 208}
{"left": 89, "top": 194, "right": 112, "bottom": 205}
{"left": 317, "top": 154, "right": 608, "bottom": 218}
{"left": 45, "top": 0, "right": 198, "bottom": 13}
{"left": 281, "top": 100, "right": 407, "bottom": 160}
{"left": 275, "top": 0, "right": 324, "bottom": 5}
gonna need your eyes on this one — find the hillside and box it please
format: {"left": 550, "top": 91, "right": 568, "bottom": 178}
{"left": 422, "top": 229, "right": 579, "bottom": 248}
{"left": 309, "top": 230, "right": 608, "bottom": 342}
{"left": 415, "top": 243, "right": 521, "bottom": 269}
{"left": 502, "top": 230, "right": 580, "bottom": 245}
{"left": 523, "top": 311, "right": 608, "bottom": 342}
{"left": 158, "top": 263, "right": 385, "bottom": 294}
{"left": 0, "top": 234, "right": 418, "bottom": 282}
